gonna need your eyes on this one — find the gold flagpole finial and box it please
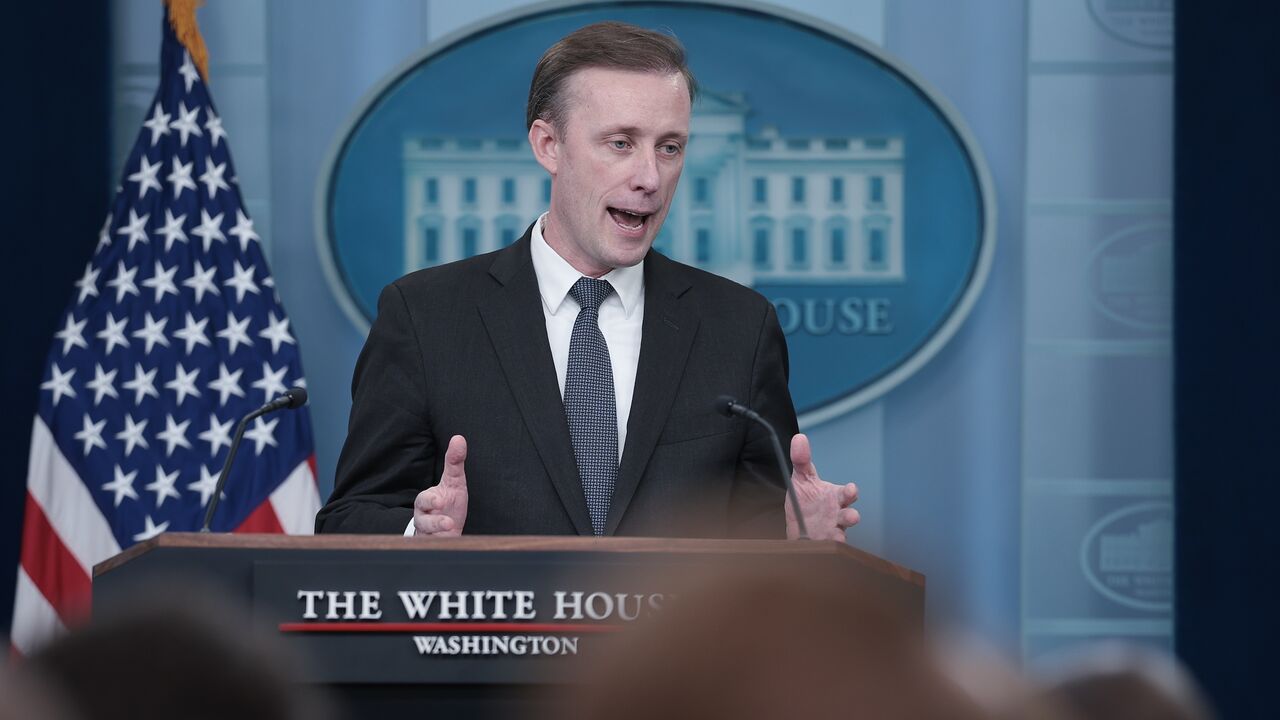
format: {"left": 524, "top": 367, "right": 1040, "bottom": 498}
{"left": 165, "top": 0, "right": 209, "bottom": 82}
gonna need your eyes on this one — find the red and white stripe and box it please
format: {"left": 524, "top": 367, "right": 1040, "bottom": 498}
{"left": 9, "top": 417, "right": 319, "bottom": 657}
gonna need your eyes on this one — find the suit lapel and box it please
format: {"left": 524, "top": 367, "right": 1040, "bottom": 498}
{"left": 477, "top": 231, "right": 594, "bottom": 535}
{"left": 605, "top": 253, "right": 699, "bottom": 535}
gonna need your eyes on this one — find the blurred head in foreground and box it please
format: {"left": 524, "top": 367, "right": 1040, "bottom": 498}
{"left": 566, "top": 565, "right": 986, "bottom": 720}
{"left": 22, "top": 591, "right": 327, "bottom": 720}
{"left": 0, "top": 666, "right": 77, "bottom": 720}
{"left": 1034, "top": 643, "right": 1215, "bottom": 720}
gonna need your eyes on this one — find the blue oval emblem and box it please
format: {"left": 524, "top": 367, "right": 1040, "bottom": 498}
{"left": 319, "top": 1, "right": 994, "bottom": 425}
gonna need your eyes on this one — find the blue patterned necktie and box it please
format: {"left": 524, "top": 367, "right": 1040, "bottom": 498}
{"left": 564, "top": 277, "right": 618, "bottom": 536}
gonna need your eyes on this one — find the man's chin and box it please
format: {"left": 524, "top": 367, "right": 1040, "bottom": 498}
{"left": 599, "top": 235, "right": 654, "bottom": 268}
{"left": 605, "top": 253, "right": 647, "bottom": 270}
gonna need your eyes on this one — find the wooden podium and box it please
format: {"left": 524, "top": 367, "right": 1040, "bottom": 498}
{"left": 94, "top": 534, "right": 923, "bottom": 719}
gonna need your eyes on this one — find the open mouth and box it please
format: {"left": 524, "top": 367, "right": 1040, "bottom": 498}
{"left": 608, "top": 207, "right": 652, "bottom": 233}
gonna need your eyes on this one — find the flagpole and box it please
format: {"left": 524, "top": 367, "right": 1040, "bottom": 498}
{"left": 164, "top": 0, "right": 209, "bottom": 83}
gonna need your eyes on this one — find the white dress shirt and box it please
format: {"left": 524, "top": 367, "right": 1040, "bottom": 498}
{"left": 407, "top": 213, "right": 644, "bottom": 535}
{"left": 530, "top": 212, "right": 645, "bottom": 456}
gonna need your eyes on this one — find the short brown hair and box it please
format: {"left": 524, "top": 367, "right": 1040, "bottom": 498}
{"left": 526, "top": 21, "right": 697, "bottom": 130}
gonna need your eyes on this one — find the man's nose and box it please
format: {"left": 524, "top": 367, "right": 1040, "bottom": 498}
{"left": 629, "top": 148, "right": 661, "bottom": 193}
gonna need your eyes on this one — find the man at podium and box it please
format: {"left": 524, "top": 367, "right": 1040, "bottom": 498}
{"left": 316, "top": 22, "right": 858, "bottom": 541}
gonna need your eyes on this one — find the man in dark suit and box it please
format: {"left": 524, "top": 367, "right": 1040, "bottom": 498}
{"left": 315, "top": 22, "right": 858, "bottom": 540}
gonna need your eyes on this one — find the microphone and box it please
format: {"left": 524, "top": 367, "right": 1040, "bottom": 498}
{"left": 200, "top": 387, "right": 309, "bottom": 532}
{"left": 717, "top": 396, "right": 809, "bottom": 540}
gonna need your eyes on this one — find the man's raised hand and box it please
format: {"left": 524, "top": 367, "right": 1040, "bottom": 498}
{"left": 412, "top": 435, "right": 469, "bottom": 536}
{"left": 784, "top": 433, "right": 859, "bottom": 541}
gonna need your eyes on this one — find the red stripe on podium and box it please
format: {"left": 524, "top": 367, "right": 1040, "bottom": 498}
{"left": 278, "top": 622, "right": 622, "bottom": 634}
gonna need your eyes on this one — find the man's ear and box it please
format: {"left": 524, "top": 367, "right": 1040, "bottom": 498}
{"left": 528, "top": 119, "right": 559, "bottom": 175}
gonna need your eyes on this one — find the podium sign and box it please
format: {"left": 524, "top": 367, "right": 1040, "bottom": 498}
{"left": 253, "top": 557, "right": 673, "bottom": 684}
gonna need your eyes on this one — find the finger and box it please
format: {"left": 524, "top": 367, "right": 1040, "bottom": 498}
{"left": 838, "top": 507, "right": 861, "bottom": 529}
{"left": 414, "top": 513, "right": 454, "bottom": 535}
{"left": 789, "top": 433, "right": 818, "bottom": 480}
{"left": 840, "top": 482, "right": 859, "bottom": 506}
{"left": 440, "top": 435, "right": 468, "bottom": 488}
{"left": 414, "top": 487, "right": 441, "bottom": 513}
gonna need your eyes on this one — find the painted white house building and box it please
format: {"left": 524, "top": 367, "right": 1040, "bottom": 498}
{"left": 402, "top": 91, "right": 905, "bottom": 286}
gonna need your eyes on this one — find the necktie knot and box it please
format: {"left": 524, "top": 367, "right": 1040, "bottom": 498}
{"left": 570, "top": 277, "right": 614, "bottom": 313}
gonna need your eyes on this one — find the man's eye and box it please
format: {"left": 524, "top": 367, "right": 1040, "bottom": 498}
{"left": 660, "top": 144, "right": 682, "bottom": 155}
{"left": 611, "top": 140, "right": 630, "bottom": 150}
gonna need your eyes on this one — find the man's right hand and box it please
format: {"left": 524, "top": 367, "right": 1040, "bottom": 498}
{"left": 412, "top": 435, "right": 468, "bottom": 536}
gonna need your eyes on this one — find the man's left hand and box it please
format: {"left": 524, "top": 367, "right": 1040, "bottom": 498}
{"left": 785, "top": 433, "right": 859, "bottom": 541}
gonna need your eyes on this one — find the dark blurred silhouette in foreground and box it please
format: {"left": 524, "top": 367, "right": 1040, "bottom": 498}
{"left": 18, "top": 588, "right": 329, "bottom": 720}
{"left": 563, "top": 564, "right": 986, "bottom": 720}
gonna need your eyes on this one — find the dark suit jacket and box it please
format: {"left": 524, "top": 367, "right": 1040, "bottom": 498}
{"left": 315, "top": 227, "right": 799, "bottom": 538}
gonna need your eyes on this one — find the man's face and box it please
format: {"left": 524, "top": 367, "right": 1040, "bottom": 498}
{"left": 534, "top": 67, "right": 691, "bottom": 276}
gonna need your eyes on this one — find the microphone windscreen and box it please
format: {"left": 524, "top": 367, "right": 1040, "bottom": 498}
{"left": 285, "top": 386, "right": 308, "bottom": 409}
{"left": 715, "top": 395, "right": 739, "bottom": 417}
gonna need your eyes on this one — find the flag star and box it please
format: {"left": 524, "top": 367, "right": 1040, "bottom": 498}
{"left": 102, "top": 465, "right": 139, "bottom": 507}
{"left": 145, "top": 466, "right": 183, "bottom": 507}
{"left": 244, "top": 416, "right": 279, "bottom": 455}
{"left": 224, "top": 261, "right": 260, "bottom": 303}
{"left": 157, "top": 209, "right": 189, "bottom": 252}
{"left": 199, "top": 414, "right": 234, "bottom": 456}
{"left": 167, "top": 157, "right": 197, "bottom": 199}
{"left": 115, "top": 413, "right": 150, "bottom": 457}
{"left": 105, "top": 261, "right": 140, "bottom": 303}
{"left": 216, "top": 312, "right": 253, "bottom": 354}
{"left": 122, "top": 363, "right": 160, "bottom": 405}
{"left": 205, "top": 110, "right": 227, "bottom": 148}
{"left": 155, "top": 414, "right": 193, "bottom": 456}
{"left": 96, "top": 313, "right": 131, "bottom": 354}
{"left": 133, "top": 515, "right": 170, "bottom": 543}
{"left": 208, "top": 363, "right": 246, "bottom": 406}
{"left": 54, "top": 314, "right": 89, "bottom": 355}
{"left": 188, "top": 465, "right": 223, "bottom": 507}
{"left": 172, "top": 312, "right": 212, "bottom": 354}
{"left": 165, "top": 363, "right": 202, "bottom": 405}
{"left": 183, "top": 260, "right": 220, "bottom": 303}
{"left": 142, "top": 103, "right": 171, "bottom": 146}
{"left": 127, "top": 155, "right": 163, "bottom": 199}
{"left": 40, "top": 364, "right": 77, "bottom": 406}
{"left": 114, "top": 209, "right": 150, "bottom": 252}
{"left": 73, "top": 414, "right": 108, "bottom": 455}
{"left": 74, "top": 263, "right": 100, "bottom": 303}
{"left": 84, "top": 363, "right": 120, "bottom": 406}
{"left": 141, "top": 261, "right": 179, "bottom": 303}
{"left": 169, "top": 101, "right": 203, "bottom": 146}
{"left": 191, "top": 209, "right": 226, "bottom": 252}
{"left": 178, "top": 52, "right": 200, "bottom": 92}
{"left": 228, "top": 210, "right": 259, "bottom": 251}
{"left": 258, "top": 312, "right": 296, "bottom": 353}
{"left": 131, "top": 311, "right": 171, "bottom": 354}
{"left": 198, "top": 160, "right": 229, "bottom": 199}
{"left": 251, "top": 362, "right": 289, "bottom": 402}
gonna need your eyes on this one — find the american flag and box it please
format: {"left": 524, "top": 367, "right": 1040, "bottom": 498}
{"left": 10, "top": 6, "right": 318, "bottom": 655}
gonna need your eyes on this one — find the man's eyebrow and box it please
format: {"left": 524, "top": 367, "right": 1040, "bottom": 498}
{"left": 600, "top": 125, "right": 689, "bottom": 143}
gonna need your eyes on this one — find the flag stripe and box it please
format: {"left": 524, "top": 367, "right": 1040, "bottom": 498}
{"left": 268, "top": 458, "right": 320, "bottom": 535}
{"left": 27, "top": 417, "right": 122, "bottom": 572}
{"left": 9, "top": 568, "right": 67, "bottom": 658}
{"left": 19, "top": 492, "right": 93, "bottom": 624}
{"left": 234, "top": 500, "right": 285, "bottom": 534}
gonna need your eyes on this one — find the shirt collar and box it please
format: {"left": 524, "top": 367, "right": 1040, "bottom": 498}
{"left": 530, "top": 212, "right": 645, "bottom": 317}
